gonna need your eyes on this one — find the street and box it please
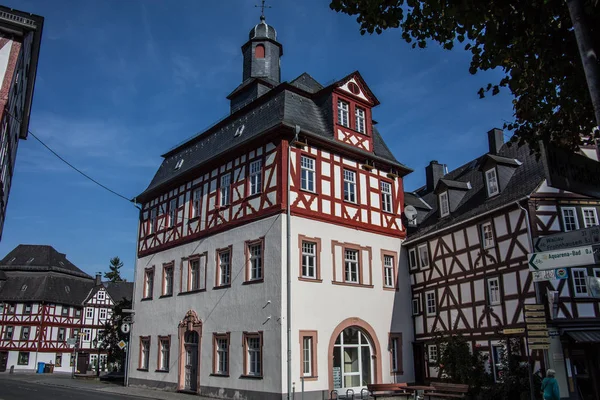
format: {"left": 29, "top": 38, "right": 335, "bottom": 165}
{"left": 0, "top": 377, "right": 139, "bottom": 400}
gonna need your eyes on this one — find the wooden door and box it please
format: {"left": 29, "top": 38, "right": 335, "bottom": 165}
{"left": 77, "top": 353, "right": 89, "bottom": 374}
{"left": 413, "top": 343, "right": 425, "bottom": 384}
{"left": 0, "top": 352, "right": 8, "bottom": 372}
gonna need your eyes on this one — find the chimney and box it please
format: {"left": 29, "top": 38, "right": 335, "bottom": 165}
{"left": 425, "top": 160, "right": 445, "bottom": 192}
{"left": 95, "top": 273, "right": 102, "bottom": 286}
{"left": 487, "top": 128, "right": 504, "bottom": 155}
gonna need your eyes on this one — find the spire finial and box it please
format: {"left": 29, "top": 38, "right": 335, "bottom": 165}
{"left": 255, "top": 0, "right": 271, "bottom": 20}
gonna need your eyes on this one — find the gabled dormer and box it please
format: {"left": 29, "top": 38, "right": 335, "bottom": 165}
{"left": 331, "top": 71, "right": 379, "bottom": 153}
{"left": 434, "top": 179, "right": 472, "bottom": 217}
{"left": 479, "top": 154, "right": 522, "bottom": 197}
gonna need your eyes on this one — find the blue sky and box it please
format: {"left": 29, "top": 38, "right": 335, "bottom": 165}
{"left": 1, "top": 0, "right": 514, "bottom": 280}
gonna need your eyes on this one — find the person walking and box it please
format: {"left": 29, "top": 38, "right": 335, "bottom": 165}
{"left": 541, "top": 369, "right": 560, "bottom": 400}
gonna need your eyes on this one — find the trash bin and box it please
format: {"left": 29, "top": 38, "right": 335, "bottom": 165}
{"left": 43, "top": 364, "right": 50, "bottom": 373}
{"left": 36, "top": 362, "right": 45, "bottom": 374}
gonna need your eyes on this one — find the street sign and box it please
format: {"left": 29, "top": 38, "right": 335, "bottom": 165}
{"left": 122, "top": 309, "right": 136, "bottom": 314}
{"left": 66, "top": 338, "right": 77, "bottom": 346}
{"left": 118, "top": 340, "right": 126, "bottom": 350}
{"left": 524, "top": 304, "right": 545, "bottom": 311}
{"left": 529, "top": 344, "right": 550, "bottom": 350}
{"left": 503, "top": 328, "right": 526, "bottom": 335}
{"left": 525, "top": 311, "right": 545, "bottom": 318}
{"left": 120, "top": 323, "right": 130, "bottom": 334}
{"left": 528, "top": 245, "right": 599, "bottom": 271}
{"left": 533, "top": 226, "right": 600, "bottom": 252}
{"left": 527, "top": 324, "right": 548, "bottom": 330}
{"left": 123, "top": 316, "right": 133, "bottom": 324}
{"left": 528, "top": 337, "right": 551, "bottom": 344}
{"left": 533, "top": 268, "right": 569, "bottom": 282}
{"left": 528, "top": 330, "right": 549, "bottom": 337}
{"left": 525, "top": 317, "right": 546, "bottom": 323}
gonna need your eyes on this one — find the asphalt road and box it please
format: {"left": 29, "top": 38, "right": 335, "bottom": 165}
{"left": 0, "top": 378, "right": 139, "bottom": 400}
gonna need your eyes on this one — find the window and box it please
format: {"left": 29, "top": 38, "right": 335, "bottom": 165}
{"left": 408, "top": 248, "right": 418, "bottom": 271}
{"left": 97, "top": 290, "right": 105, "bottom": 301}
{"left": 75, "top": 308, "right": 81, "bottom": 317}
{"left": 561, "top": 207, "right": 579, "bottom": 232}
{"left": 5, "top": 304, "right": 15, "bottom": 314}
{"left": 418, "top": 244, "right": 430, "bottom": 269}
{"left": 301, "top": 241, "right": 317, "bottom": 279}
{"left": 491, "top": 344, "right": 504, "bottom": 382}
{"left": 300, "top": 156, "right": 315, "bottom": 192}
{"left": 139, "top": 337, "right": 150, "bottom": 370}
{"left": 249, "top": 160, "right": 263, "bottom": 196}
{"left": 144, "top": 268, "right": 154, "bottom": 298}
{"left": 383, "top": 254, "right": 395, "bottom": 288}
{"left": 189, "top": 259, "right": 202, "bottom": 291}
{"left": 4, "top": 326, "right": 13, "bottom": 339}
{"left": 214, "top": 333, "right": 230, "bottom": 375}
{"left": 381, "top": 181, "right": 393, "bottom": 213}
{"left": 174, "top": 159, "right": 184, "bottom": 170}
{"left": 485, "top": 168, "right": 499, "bottom": 196}
{"left": 572, "top": 269, "right": 589, "bottom": 297}
{"left": 337, "top": 100, "right": 349, "bottom": 127}
{"left": 487, "top": 277, "right": 501, "bottom": 305}
{"left": 595, "top": 269, "right": 600, "bottom": 278}
{"left": 389, "top": 333, "right": 402, "bottom": 373}
{"left": 428, "top": 345, "right": 438, "bottom": 363}
{"left": 243, "top": 332, "right": 263, "bottom": 377}
{"left": 58, "top": 328, "right": 66, "bottom": 341}
{"left": 481, "top": 222, "right": 495, "bottom": 249}
{"left": 149, "top": 207, "right": 157, "bottom": 234}
{"left": 343, "top": 169, "right": 357, "bottom": 203}
{"left": 255, "top": 44, "right": 265, "bottom": 58}
{"left": 158, "top": 337, "right": 170, "bottom": 371}
{"left": 192, "top": 188, "right": 202, "bottom": 218}
{"left": 61, "top": 306, "right": 69, "bottom": 316}
{"left": 163, "top": 265, "right": 174, "bottom": 296}
{"left": 83, "top": 329, "right": 91, "bottom": 342}
{"left": 70, "top": 353, "right": 75, "bottom": 367}
{"left": 85, "top": 308, "right": 93, "bottom": 319}
{"left": 412, "top": 298, "right": 421, "bottom": 315}
{"left": 355, "top": 107, "right": 366, "bottom": 133}
{"left": 17, "top": 352, "right": 29, "bottom": 365}
{"left": 218, "top": 249, "right": 231, "bottom": 286}
{"left": 344, "top": 249, "right": 359, "bottom": 283}
{"left": 582, "top": 207, "right": 599, "bottom": 228}
{"left": 55, "top": 354, "right": 62, "bottom": 367}
{"left": 220, "top": 173, "right": 231, "bottom": 207}
{"left": 248, "top": 242, "right": 263, "bottom": 281}
{"left": 72, "top": 329, "right": 80, "bottom": 339}
{"left": 300, "top": 331, "right": 317, "bottom": 378}
{"left": 99, "top": 309, "right": 107, "bottom": 320}
{"left": 439, "top": 191, "right": 449, "bottom": 217}
{"left": 426, "top": 291, "right": 436, "bottom": 314}
{"left": 168, "top": 198, "right": 177, "bottom": 227}
{"left": 21, "top": 326, "right": 30, "bottom": 340}
{"left": 24, "top": 304, "right": 32, "bottom": 315}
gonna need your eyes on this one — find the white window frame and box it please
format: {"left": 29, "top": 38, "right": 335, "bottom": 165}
{"left": 390, "top": 336, "right": 400, "bottom": 372}
{"left": 582, "top": 207, "right": 599, "bottom": 228}
{"left": 481, "top": 222, "right": 495, "bottom": 249}
{"left": 418, "top": 244, "right": 430, "bottom": 269}
{"left": 426, "top": 291, "right": 436, "bottom": 315}
{"left": 58, "top": 328, "right": 66, "bottom": 341}
{"left": 381, "top": 181, "right": 393, "bottom": 213}
{"left": 337, "top": 100, "right": 349, "bottom": 127}
{"left": 301, "top": 241, "right": 317, "bottom": 279}
{"left": 144, "top": 269, "right": 154, "bottom": 298}
{"left": 149, "top": 208, "right": 157, "bottom": 234}
{"left": 344, "top": 169, "right": 357, "bottom": 203}
{"left": 21, "top": 326, "right": 30, "bottom": 340}
{"left": 561, "top": 207, "right": 579, "bottom": 232}
{"left": 83, "top": 329, "right": 91, "bottom": 342}
{"left": 355, "top": 106, "right": 365, "bottom": 133}
{"left": 192, "top": 188, "right": 202, "bottom": 219}
{"left": 219, "top": 250, "right": 231, "bottom": 286}
{"left": 159, "top": 338, "right": 170, "bottom": 371}
{"left": 302, "top": 336, "right": 313, "bottom": 377}
{"left": 487, "top": 277, "right": 501, "bottom": 305}
{"left": 97, "top": 290, "right": 105, "bottom": 301}
{"left": 164, "top": 265, "right": 173, "bottom": 295}
{"left": 428, "top": 345, "right": 438, "bottom": 363}
{"left": 412, "top": 298, "right": 421, "bottom": 315}
{"left": 571, "top": 268, "right": 589, "bottom": 297}
{"left": 141, "top": 338, "right": 150, "bottom": 370}
{"left": 190, "top": 259, "right": 202, "bottom": 291}
{"left": 216, "top": 336, "right": 228, "bottom": 374}
{"left": 99, "top": 308, "right": 107, "bottom": 320}
{"left": 220, "top": 173, "right": 231, "bottom": 207}
{"left": 384, "top": 255, "right": 394, "bottom": 288}
{"left": 344, "top": 248, "right": 360, "bottom": 283}
{"left": 439, "top": 191, "right": 450, "bottom": 217}
{"left": 4, "top": 326, "right": 13, "bottom": 339}
{"left": 408, "top": 248, "right": 418, "bottom": 271}
{"left": 168, "top": 198, "right": 177, "bottom": 227}
{"left": 247, "top": 336, "right": 262, "bottom": 376}
{"left": 485, "top": 168, "right": 500, "bottom": 197}
{"left": 300, "top": 156, "right": 315, "bottom": 192}
{"left": 249, "top": 159, "right": 262, "bottom": 196}
{"left": 249, "top": 243, "right": 263, "bottom": 281}
{"left": 85, "top": 308, "right": 93, "bottom": 319}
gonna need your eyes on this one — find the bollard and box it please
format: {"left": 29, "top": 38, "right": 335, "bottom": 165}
{"left": 9, "top": 365, "right": 14, "bottom": 374}
{"left": 301, "top": 376, "right": 305, "bottom": 400}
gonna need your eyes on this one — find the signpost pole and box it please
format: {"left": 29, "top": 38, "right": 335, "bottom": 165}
{"left": 524, "top": 332, "right": 536, "bottom": 400}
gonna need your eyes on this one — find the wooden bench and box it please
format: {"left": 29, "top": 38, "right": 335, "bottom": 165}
{"left": 367, "top": 383, "right": 410, "bottom": 399}
{"left": 423, "top": 382, "right": 469, "bottom": 400}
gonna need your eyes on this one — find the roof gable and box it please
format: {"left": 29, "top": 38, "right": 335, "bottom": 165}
{"left": 334, "top": 71, "right": 379, "bottom": 106}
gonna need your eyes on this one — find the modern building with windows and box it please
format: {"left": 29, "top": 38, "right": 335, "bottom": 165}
{"left": 0, "top": 6, "right": 44, "bottom": 240}
{"left": 403, "top": 130, "right": 600, "bottom": 400}
{"left": 129, "top": 14, "right": 414, "bottom": 400}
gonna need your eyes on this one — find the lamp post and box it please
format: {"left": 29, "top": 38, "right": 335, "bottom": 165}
{"left": 92, "top": 338, "right": 101, "bottom": 377}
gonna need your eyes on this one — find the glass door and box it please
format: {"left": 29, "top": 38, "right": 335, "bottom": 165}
{"left": 333, "top": 327, "right": 373, "bottom": 394}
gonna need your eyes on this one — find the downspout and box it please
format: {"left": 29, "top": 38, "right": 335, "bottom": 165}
{"left": 287, "top": 126, "right": 300, "bottom": 400}
{"left": 125, "top": 199, "right": 142, "bottom": 387}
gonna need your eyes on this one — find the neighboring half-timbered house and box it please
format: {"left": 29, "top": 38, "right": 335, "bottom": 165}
{"left": 403, "top": 130, "right": 600, "bottom": 400}
{"left": 129, "top": 15, "right": 414, "bottom": 400}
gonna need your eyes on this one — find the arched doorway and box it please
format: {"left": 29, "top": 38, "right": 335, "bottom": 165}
{"left": 328, "top": 318, "right": 382, "bottom": 394}
{"left": 178, "top": 310, "right": 202, "bottom": 393}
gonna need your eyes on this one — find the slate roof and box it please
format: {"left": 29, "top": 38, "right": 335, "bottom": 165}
{"left": 437, "top": 179, "right": 472, "bottom": 191}
{"left": 104, "top": 281, "right": 134, "bottom": 303}
{"left": 137, "top": 72, "right": 411, "bottom": 201}
{"left": 0, "top": 271, "right": 94, "bottom": 306}
{"left": 404, "top": 142, "right": 546, "bottom": 244}
{"left": 0, "top": 245, "right": 91, "bottom": 279}
{"left": 226, "top": 77, "right": 279, "bottom": 99}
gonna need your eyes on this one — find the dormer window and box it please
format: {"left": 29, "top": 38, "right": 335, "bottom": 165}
{"left": 485, "top": 168, "right": 499, "bottom": 197}
{"left": 174, "top": 159, "right": 184, "bottom": 170}
{"left": 355, "top": 107, "right": 365, "bottom": 133}
{"left": 439, "top": 192, "right": 449, "bottom": 217}
{"left": 337, "top": 100, "right": 349, "bottom": 127}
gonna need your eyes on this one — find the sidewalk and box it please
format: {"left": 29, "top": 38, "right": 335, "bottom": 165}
{"left": 0, "top": 371, "right": 211, "bottom": 400}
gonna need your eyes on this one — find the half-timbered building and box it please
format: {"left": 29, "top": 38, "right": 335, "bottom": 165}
{"left": 129, "top": 15, "right": 413, "bottom": 400}
{"left": 403, "top": 130, "right": 600, "bottom": 400}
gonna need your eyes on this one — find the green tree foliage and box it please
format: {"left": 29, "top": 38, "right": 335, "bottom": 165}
{"left": 98, "top": 298, "right": 131, "bottom": 371}
{"left": 104, "top": 256, "right": 124, "bottom": 282}
{"left": 329, "top": 0, "right": 600, "bottom": 154}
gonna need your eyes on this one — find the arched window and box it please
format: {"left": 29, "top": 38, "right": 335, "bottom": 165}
{"left": 255, "top": 44, "right": 265, "bottom": 59}
{"left": 333, "top": 327, "right": 373, "bottom": 392}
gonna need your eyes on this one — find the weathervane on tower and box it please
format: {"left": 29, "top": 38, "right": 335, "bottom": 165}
{"left": 255, "top": 0, "right": 271, "bottom": 20}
